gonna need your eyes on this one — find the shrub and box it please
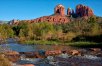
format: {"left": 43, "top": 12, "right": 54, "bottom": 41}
{"left": 64, "top": 32, "right": 76, "bottom": 42}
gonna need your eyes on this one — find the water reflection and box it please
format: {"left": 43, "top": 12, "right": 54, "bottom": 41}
{"left": 0, "top": 43, "right": 72, "bottom": 53}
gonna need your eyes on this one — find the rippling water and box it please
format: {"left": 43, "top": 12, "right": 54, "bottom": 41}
{"left": 0, "top": 38, "right": 102, "bottom": 66}
{"left": 0, "top": 38, "right": 73, "bottom": 52}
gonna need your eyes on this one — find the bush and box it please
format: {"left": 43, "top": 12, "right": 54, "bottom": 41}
{"left": 64, "top": 32, "right": 76, "bottom": 42}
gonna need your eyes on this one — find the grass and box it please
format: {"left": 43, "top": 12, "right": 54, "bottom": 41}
{"left": 20, "top": 40, "right": 61, "bottom": 45}
{"left": 67, "top": 41, "right": 98, "bottom": 47}
{"left": 0, "top": 53, "right": 11, "bottom": 66}
{"left": 19, "top": 40, "right": 102, "bottom": 48}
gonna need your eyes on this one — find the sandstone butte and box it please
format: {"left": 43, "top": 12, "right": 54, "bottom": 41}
{"left": 9, "top": 4, "right": 94, "bottom": 25}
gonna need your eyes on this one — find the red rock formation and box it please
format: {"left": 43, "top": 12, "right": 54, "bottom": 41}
{"left": 10, "top": 15, "right": 70, "bottom": 25}
{"left": 72, "top": 9, "right": 75, "bottom": 15}
{"left": 10, "top": 4, "right": 94, "bottom": 25}
{"left": 28, "top": 15, "right": 70, "bottom": 24}
{"left": 76, "top": 4, "right": 94, "bottom": 17}
{"left": 67, "top": 8, "right": 71, "bottom": 16}
{"left": 54, "top": 4, "right": 65, "bottom": 16}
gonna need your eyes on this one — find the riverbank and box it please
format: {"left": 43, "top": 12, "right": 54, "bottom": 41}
{"left": 0, "top": 38, "right": 102, "bottom": 66}
{"left": 19, "top": 40, "right": 102, "bottom": 48}
{"left": 1, "top": 38, "right": 102, "bottom": 49}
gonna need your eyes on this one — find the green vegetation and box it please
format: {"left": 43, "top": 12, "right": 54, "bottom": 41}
{"left": 20, "top": 40, "right": 61, "bottom": 45}
{"left": 0, "top": 24, "right": 14, "bottom": 40}
{"left": 0, "top": 16, "right": 102, "bottom": 47}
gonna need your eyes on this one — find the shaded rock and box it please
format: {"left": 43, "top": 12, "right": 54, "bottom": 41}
{"left": 76, "top": 4, "right": 94, "bottom": 17}
{"left": 45, "top": 50, "right": 61, "bottom": 56}
{"left": 96, "top": 53, "right": 102, "bottom": 57}
{"left": 83, "top": 55, "right": 100, "bottom": 60}
{"left": 33, "top": 52, "right": 45, "bottom": 58}
{"left": 90, "top": 48, "right": 101, "bottom": 52}
{"left": 67, "top": 8, "right": 71, "bottom": 16}
{"left": 72, "top": 9, "right": 75, "bottom": 15}
{"left": 20, "top": 51, "right": 45, "bottom": 58}
{"left": 58, "top": 50, "right": 71, "bottom": 58}
{"left": 70, "top": 50, "right": 81, "bottom": 56}
{"left": 20, "top": 52, "right": 35, "bottom": 58}
{"left": 4, "top": 51, "right": 20, "bottom": 62}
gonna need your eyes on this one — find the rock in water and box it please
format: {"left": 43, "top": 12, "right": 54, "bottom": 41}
{"left": 59, "top": 53, "right": 70, "bottom": 58}
{"left": 47, "top": 56, "right": 54, "bottom": 61}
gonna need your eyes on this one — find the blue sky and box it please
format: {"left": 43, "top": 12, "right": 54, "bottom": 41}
{"left": 0, "top": 0, "right": 101, "bottom": 21}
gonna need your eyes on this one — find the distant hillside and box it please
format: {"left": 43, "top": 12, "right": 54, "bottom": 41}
{"left": 0, "top": 21, "right": 9, "bottom": 24}
{"left": 9, "top": 4, "right": 100, "bottom": 25}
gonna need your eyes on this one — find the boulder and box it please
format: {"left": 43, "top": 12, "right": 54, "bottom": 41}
{"left": 4, "top": 51, "right": 20, "bottom": 62}
{"left": 34, "top": 52, "right": 44, "bottom": 58}
{"left": 96, "top": 53, "right": 102, "bottom": 57}
{"left": 4, "top": 51, "right": 19, "bottom": 55}
{"left": 70, "top": 50, "right": 81, "bottom": 56}
{"left": 90, "top": 48, "right": 101, "bottom": 52}
{"left": 45, "top": 50, "right": 61, "bottom": 56}
{"left": 20, "top": 51, "right": 45, "bottom": 58}
{"left": 21, "top": 64, "right": 35, "bottom": 66}
{"left": 21, "top": 52, "right": 34, "bottom": 58}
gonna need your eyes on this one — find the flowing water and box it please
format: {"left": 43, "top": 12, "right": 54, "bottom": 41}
{"left": 0, "top": 38, "right": 102, "bottom": 66}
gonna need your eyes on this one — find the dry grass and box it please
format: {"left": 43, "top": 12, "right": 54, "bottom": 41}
{"left": 0, "top": 54, "right": 11, "bottom": 66}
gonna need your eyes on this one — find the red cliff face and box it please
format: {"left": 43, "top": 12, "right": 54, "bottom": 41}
{"left": 54, "top": 4, "right": 65, "bottom": 16}
{"left": 27, "top": 15, "right": 70, "bottom": 24}
{"left": 76, "top": 4, "right": 94, "bottom": 17}
{"left": 12, "top": 16, "right": 70, "bottom": 25}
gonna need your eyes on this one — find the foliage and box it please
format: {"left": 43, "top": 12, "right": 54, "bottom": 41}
{"left": 0, "top": 24, "right": 14, "bottom": 39}
{"left": 0, "top": 16, "right": 102, "bottom": 45}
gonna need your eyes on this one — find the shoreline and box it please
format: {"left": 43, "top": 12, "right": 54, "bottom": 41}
{"left": 18, "top": 40, "right": 102, "bottom": 48}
